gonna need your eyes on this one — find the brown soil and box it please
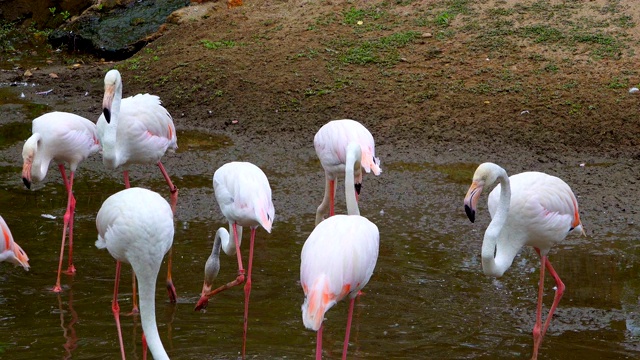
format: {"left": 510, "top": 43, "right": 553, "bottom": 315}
{"left": 2, "top": 0, "right": 640, "bottom": 232}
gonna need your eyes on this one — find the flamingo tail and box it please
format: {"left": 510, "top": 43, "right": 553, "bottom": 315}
{"left": 301, "top": 275, "right": 335, "bottom": 331}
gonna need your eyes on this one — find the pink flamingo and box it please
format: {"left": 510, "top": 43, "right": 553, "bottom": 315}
{"left": 21, "top": 111, "right": 99, "bottom": 290}
{"left": 97, "top": 69, "right": 179, "bottom": 306}
{"left": 195, "top": 161, "right": 275, "bottom": 359}
{"left": 464, "top": 162, "right": 585, "bottom": 360}
{"left": 314, "top": 119, "right": 381, "bottom": 225}
{"left": 0, "top": 215, "right": 30, "bottom": 270}
{"left": 301, "top": 143, "right": 379, "bottom": 359}
{"left": 96, "top": 187, "right": 173, "bottom": 360}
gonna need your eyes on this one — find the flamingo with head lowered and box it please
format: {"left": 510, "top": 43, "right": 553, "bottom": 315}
{"left": 464, "top": 162, "right": 585, "bottom": 360}
{"left": 22, "top": 111, "right": 99, "bottom": 291}
{"left": 97, "top": 69, "right": 179, "bottom": 307}
{"left": 195, "top": 161, "right": 275, "bottom": 359}
{"left": 0, "top": 215, "right": 30, "bottom": 270}
{"left": 314, "top": 119, "right": 381, "bottom": 225}
{"left": 96, "top": 187, "right": 173, "bottom": 360}
{"left": 301, "top": 143, "right": 380, "bottom": 360}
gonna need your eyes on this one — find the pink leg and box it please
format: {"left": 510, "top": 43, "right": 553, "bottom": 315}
{"left": 316, "top": 324, "right": 323, "bottom": 360}
{"left": 242, "top": 228, "right": 257, "bottom": 359}
{"left": 157, "top": 161, "right": 178, "bottom": 303}
{"left": 194, "top": 223, "right": 245, "bottom": 310}
{"left": 342, "top": 296, "right": 356, "bottom": 360}
{"left": 329, "top": 180, "right": 335, "bottom": 217}
{"left": 122, "top": 171, "right": 140, "bottom": 314}
{"left": 112, "top": 261, "right": 126, "bottom": 360}
{"left": 142, "top": 333, "right": 148, "bottom": 360}
{"left": 541, "top": 258, "right": 565, "bottom": 337}
{"left": 53, "top": 166, "right": 76, "bottom": 292}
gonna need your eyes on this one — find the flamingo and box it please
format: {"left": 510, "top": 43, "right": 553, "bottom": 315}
{"left": 463, "top": 162, "right": 585, "bottom": 360}
{"left": 97, "top": 69, "right": 179, "bottom": 305}
{"left": 21, "top": 111, "right": 100, "bottom": 290}
{"left": 301, "top": 143, "right": 380, "bottom": 360}
{"left": 0, "top": 215, "right": 30, "bottom": 270}
{"left": 314, "top": 119, "right": 381, "bottom": 225}
{"left": 96, "top": 187, "right": 173, "bottom": 360}
{"left": 195, "top": 161, "right": 275, "bottom": 359}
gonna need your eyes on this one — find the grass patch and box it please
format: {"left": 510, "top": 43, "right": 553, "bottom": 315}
{"left": 337, "top": 31, "right": 421, "bottom": 65}
{"left": 200, "top": 39, "right": 239, "bottom": 49}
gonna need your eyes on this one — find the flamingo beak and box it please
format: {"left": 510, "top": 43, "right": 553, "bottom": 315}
{"left": 194, "top": 282, "right": 212, "bottom": 311}
{"left": 103, "top": 84, "right": 115, "bottom": 123}
{"left": 464, "top": 181, "right": 483, "bottom": 223}
{"left": 13, "top": 243, "right": 30, "bottom": 271}
{"left": 21, "top": 160, "right": 32, "bottom": 189}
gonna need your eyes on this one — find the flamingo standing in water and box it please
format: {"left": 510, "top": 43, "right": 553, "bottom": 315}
{"left": 96, "top": 187, "right": 173, "bottom": 360}
{"left": 97, "top": 69, "right": 179, "bottom": 305}
{"left": 301, "top": 143, "right": 380, "bottom": 360}
{"left": 463, "top": 162, "right": 585, "bottom": 360}
{"left": 0, "top": 215, "right": 30, "bottom": 270}
{"left": 22, "top": 111, "right": 99, "bottom": 290}
{"left": 314, "top": 119, "right": 381, "bottom": 225}
{"left": 195, "top": 161, "right": 275, "bottom": 359}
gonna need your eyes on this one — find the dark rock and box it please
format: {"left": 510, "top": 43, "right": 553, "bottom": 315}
{"left": 48, "top": 0, "right": 190, "bottom": 61}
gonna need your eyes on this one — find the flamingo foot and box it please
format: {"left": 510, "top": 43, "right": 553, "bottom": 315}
{"left": 194, "top": 296, "right": 210, "bottom": 311}
{"left": 125, "top": 305, "right": 140, "bottom": 316}
{"left": 63, "top": 264, "right": 77, "bottom": 275}
{"left": 52, "top": 285, "right": 63, "bottom": 293}
{"left": 167, "top": 280, "right": 177, "bottom": 304}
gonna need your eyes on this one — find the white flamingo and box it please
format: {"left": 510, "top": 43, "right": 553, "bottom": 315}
{"left": 195, "top": 161, "right": 274, "bottom": 359}
{"left": 97, "top": 69, "right": 179, "bottom": 305}
{"left": 0, "top": 215, "right": 30, "bottom": 270}
{"left": 21, "top": 111, "right": 99, "bottom": 291}
{"left": 464, "top": 162, "right": 585, "bottom": 360}
{"left": 301, "top": 143, "right": 380, "bottom": 360}
{"left": 96, "top": 187, "right": 173, "bottom": 360}
{"left": 314, "top": 119, "right": 381, "bottom": 225}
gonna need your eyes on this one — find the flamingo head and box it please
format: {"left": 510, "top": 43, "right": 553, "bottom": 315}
{"left": 21, "top": 134, "right": 42, "bottom": 189}
{"left": 102, "top": 69, "right": 122, "bottom": 124}
{"left": 464, "top": 162, "right": 505, "bottom": 223}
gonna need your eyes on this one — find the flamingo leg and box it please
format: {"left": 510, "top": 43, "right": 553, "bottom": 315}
{"left": 242, "top": 227, "right": 257, "bottom": 359}
{"left": 342, "top": 296, "right": 356, "bottom": 360}
{"left": 531, "top": 250, "right": 564, "bottom": 360}
{"left": 123, "top": 170, "right": 131, "bottom": 189}
{"left": 129, "top": 271, "right": 139, "bottom": 315}
{"left": 194, "top": 222, "right": 245, "bottom": 310}
{"left": 53, "top": 166, "right": 76, "bottom": 292}
{"left": 316, "top": 324, "right": 323, "bottom": 360}
{"left": 157, "top": 161, "right": 178, "bottom": 304}
{"left": 541, "top": 257, "right": 565, "bottom": 336}
{"left": 142, "top": 333, "right": 148, "bottom": 360}
{"left": 112, "top": 261, "right": 126, "bottom": 360}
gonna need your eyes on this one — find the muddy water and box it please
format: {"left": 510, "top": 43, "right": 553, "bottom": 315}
{"left": 0, "top": 89, "right": 639, "bottom": 360}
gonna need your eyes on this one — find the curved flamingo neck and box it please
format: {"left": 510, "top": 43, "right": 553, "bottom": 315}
{"left": 102, "top": 78, "right": 123, "bottom": 169}
{"left": 344, "top": 142, "right": 362, "bottom": 216}
{"left": 481, "top": 167, "right": 512, "bottom": 277}
{"left": 136, "top": 270, "right": 169, "bottom": 360}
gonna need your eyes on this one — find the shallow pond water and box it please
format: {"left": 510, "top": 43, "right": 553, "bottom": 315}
{"left": 0, "top": 90, "right": 639, "bottom": 360}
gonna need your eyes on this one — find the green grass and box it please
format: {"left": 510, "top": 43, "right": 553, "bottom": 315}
{"left": 336, "top": 31, "right": 420, "bottom": 65}
{"left": 200, "top": 39, "right": 239, "bottom": 49}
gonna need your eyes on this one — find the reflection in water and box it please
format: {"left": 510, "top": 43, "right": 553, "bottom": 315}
{"left": 56, "top": 290, "right": 78, "bottom": 360}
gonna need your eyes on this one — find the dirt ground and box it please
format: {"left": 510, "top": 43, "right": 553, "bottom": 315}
{"left": 1, "top": 0, "right": 639, "bottom": 231}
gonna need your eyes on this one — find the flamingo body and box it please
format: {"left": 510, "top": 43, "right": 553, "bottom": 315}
{"left": 195, "top": 161, "right": 274, "bottom": 359}
{"left": 98, "top": 69, "right": 179, "bottom": 304}
{"left": 21, "top": 111, "right": 99, "bottom": 291}
{"left": 96, "top": 187, "right": 173, "bottom": 360}
{"left": 464, "top": 162, "right": 584, "bottom": 360}
{"left": 300, "top": 214, "right": 379, "bottom": 331}
{"left": 97, "top": 93, "right": 177, "bottom": 170}
{"left": 22, "top": 112, "right": 99, "bottom": 187}
{"left": 0, "top": 215, "right": 29, "bottom": 270}
{"left": 314, "top": 119, "right": 381, "bottom": 224}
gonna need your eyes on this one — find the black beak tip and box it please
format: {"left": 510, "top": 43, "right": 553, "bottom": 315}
{"left": 103, "top": 108, "right": 111, "bottom": 123}
{"left": 354, "top": 183, "right": 362, "bottom": 195}
{"left": 22, "top": 177, "right": 31, "bottom": 189}
{"left": 464, "top": 204, "right": 475, "bottom": 223}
